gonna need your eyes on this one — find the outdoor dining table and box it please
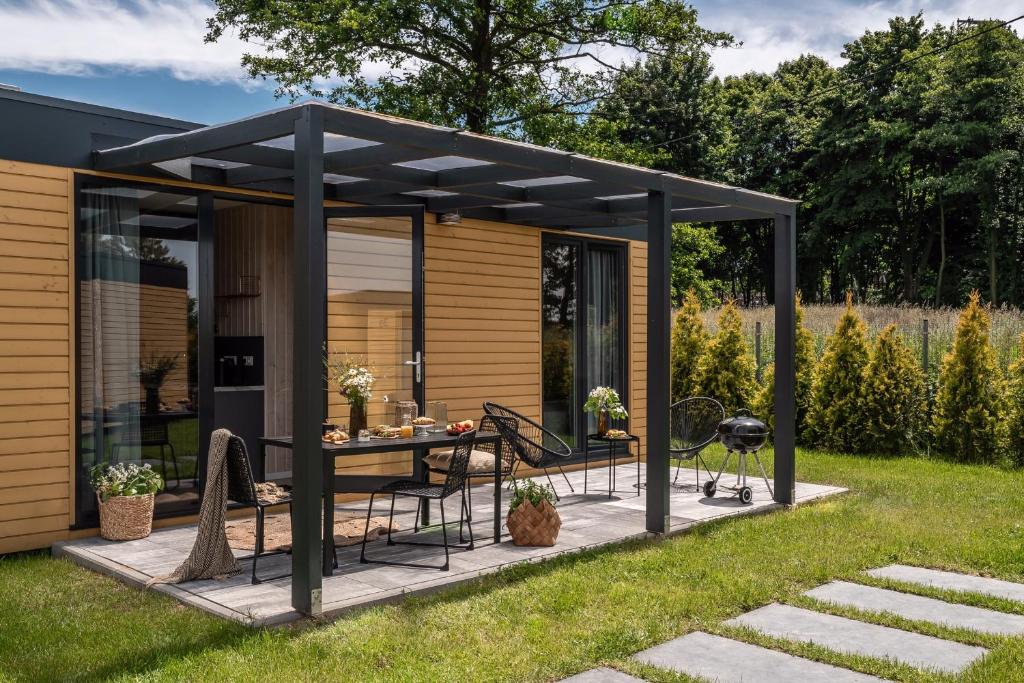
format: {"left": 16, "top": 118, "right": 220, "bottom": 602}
{"left": 258, "top": 431, "right": 504, "bottom": 576}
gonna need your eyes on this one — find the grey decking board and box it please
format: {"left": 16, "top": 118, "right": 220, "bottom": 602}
{"left": 867, "top": 565, "right": 1024, "bottom": 604}
{"left": 806, "top": 580, "right": 1024, "bottom": 636}
{"left": 633, "top": 631, "right": 887, "bottom": 682}
{"left": 727, "top": 603, "right": 986, "bottom": 674}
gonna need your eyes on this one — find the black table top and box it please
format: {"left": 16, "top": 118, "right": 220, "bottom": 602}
{"left": 586, "top": 432, "right": 640, "bottom": 442}
{"left": 260, "top": 431, "right": 500, "bottom": 457}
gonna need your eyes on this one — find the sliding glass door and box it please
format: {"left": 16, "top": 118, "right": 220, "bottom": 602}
{"left": 542, "top": 235, "right": 628, "bottom": 449}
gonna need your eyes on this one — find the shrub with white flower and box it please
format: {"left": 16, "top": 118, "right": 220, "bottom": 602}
{"left": 325, "top": 352, "right": 376, "bottom": 409}
{"left": 90, "top": 462, "right": 163, "bottom": 501}
{"left": 583, "top": 386, "right": 628, "bottom": 419}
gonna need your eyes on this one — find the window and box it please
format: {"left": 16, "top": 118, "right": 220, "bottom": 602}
{"left": 77, "top": 181, "right": 201, "bottom": 523}
{"left": 542, "top": 236, "right": 628, "bottom": 448}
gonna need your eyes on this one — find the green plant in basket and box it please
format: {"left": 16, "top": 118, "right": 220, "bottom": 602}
{"left": 508, "top": 479, "right": 556, "bottom": 513}
{"left": 90, "top": 462, "right": 163, "bottom": 501}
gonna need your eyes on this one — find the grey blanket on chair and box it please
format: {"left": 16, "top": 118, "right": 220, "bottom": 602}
{"left": 148, "top": 429, "right": 241, "bottom": 585}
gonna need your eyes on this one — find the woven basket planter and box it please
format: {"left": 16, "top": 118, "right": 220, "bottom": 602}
{"left": 506, "top": 499, "right": 561, "bottom": 547}
{"left": 98, "top": 493, "right": 155, "bottom": 541}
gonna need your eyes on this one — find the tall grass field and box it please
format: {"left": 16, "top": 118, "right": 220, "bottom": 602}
{"left": 699, "top": 304, "right": 1024, "bottom": 374}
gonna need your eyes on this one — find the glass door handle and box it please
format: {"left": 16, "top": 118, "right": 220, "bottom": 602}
{"left": 403, "top": 351, "right": 422, "bottom": 383}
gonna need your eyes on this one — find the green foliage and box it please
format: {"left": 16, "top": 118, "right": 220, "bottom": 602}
{"left": 860, "top": 325, "right": 927, "bottom": 455}
{"left": 508, "top": 478, "right": 556, "bottom": 512}
{"left": 583, "top": 387, "right": 628, "bottom": 420}
{"left": 696, "top": 300, "right": 755, "bottom": 413}
{"left": 206, "top": 0, "right": 731, "bottom": 134}
{"left": 1007, "top": 334, "right": 1024, "bottom": 466}
{"left": 89, "top": 462, "right": 163, "bottom": 501}
{"left": 932, "top": 292, "right": 1004, "bottom": 463}
{"left": 753, "top": 294, "right": 816, "bottom": 442}
{"left": 670, "top": 290, "right": 708, "bottom": 403}
{"left": 671, "top": 223, "right": 724, "bottom": 306}
{"left": 807, "top": 295, "right": 871, "bottom": 452}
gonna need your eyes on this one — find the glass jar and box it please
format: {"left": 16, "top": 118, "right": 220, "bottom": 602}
{"left": 393, "top": 400, "right": 418, "bottom": 428}
{"left": 358, "top": 429, "right": 370, "bottom": 442}
{"left": 427, "top": 401, "right": 447, "bottom": 432}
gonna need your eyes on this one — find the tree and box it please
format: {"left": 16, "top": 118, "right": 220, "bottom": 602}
{"left": 206, "top": 0, "right": 731, "bottom": 133}
{"left": 932, "top": 291, "right": 1004, "bottom": 463}
{"left": 753, "top": 294, "right": 816, "bottom": 442}
{"left": 860, "top": 325, "right": 926, "bottom": 454}
{"left": 670, "top": 289, "right": 708, "bottom": 403}
{"left": 696, "top": 299, "right": 755, "bottom": 414}
{"left": 671, "top": 223, "right": 724, "bottom": 306}
{"left": 806, "top": 294, "right": 870, "bottom": 452}
{"left": 1007, "top": 335, "right": 1024, "bottom": 466}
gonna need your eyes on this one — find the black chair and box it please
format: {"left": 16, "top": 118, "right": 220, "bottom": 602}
{"left": 225, "top": 433, "right": 293, "bottom": 584}
{"left": 360, "top": 431, "right": 476, "bottom": 571}
{"left": 423, "top": 414, "right": 518, "bottom": 525}
{"left": 483, "top": 402, "right": 574, "bottom": 500}
{"left": 670, "top": 397, "right": 725, "bottom": 490}
{"left": 112, "top": 416, "right": 180, "bottom": 487}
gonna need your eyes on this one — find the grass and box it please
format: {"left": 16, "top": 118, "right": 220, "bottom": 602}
{"left": 2, "top": 449, "right": 1024, "bottom": 682}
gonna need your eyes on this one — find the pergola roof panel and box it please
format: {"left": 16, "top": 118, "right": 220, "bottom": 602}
{"left": 93, "top": 101, "right": 798, "bottom": 229}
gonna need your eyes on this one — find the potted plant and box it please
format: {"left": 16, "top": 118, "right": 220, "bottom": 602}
{"left": 90, "top": 462, "right": 164, "bottom": 541}
{"left": 325, "top": 352, "right": 376, "bottom": 435}
{"left": 506, "top": 480, "right": 560, "bottom": 546}
{"left": 138, "top": 353, "right": 178, "bottom": 414}
{"left": 584, "top": 386, "right": 628, "bottom": 436}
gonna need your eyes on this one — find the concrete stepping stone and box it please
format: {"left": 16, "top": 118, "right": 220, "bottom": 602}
{"left": 806, "top": 581, "right": 1024, "bottom": 636}
{"left": 867, "top": 565, "right": 1024, "bottom": 604}
{"left": 561, "top": 667, "right": 645, "bottom": 682}
{"left": 727, "top": 604, "right": 986, "bottom": 674}
{"left": 632, "top": 631, "right": 887, "bottom": 682}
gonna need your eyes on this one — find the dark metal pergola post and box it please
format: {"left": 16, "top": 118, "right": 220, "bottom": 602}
{"left": 291, "top": 105, "right": 326, "bottom": 614}
{"left": 646, "top": 190, "right": 672, "bottom": 533}
{"left": 773, "top": 211, "right": 797, "bottom": 505}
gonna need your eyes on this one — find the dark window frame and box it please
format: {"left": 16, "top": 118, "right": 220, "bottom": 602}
{"left": 541, "top": 233, "right": 630, "bottom": 452}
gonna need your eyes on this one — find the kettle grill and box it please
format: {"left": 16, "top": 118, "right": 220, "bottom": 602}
{"left": 703, "top": 409, "right": 773, "bottom": 504}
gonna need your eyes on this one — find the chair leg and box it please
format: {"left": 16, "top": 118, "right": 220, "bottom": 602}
{"left": 168, "top": 442, "right": 179, "bottom": 488}
{"left": 556, "top": 464, "right": 575, "bottom": 493}
{"left": 462, "top": 491, "right": 474, "bottom": 550}
{"left": 505, "top": 460, "right": 521, "bottom": 490}
{"left": 252, "top": 507, "right": 264, "bottom": 584}
{"left": 359, "top": 492, "right": 376, "bottom": 564}
{"left": 158, "top": 445, "right": 169, "bottom": 488}
{"left": 543, "top": 468, "right": 561, "bottom": 501}
{"left": 386, "top": 495, "right": 397, "bottom": 545}
{"left": 465, "top": 479, "right": 473, "bottom": 522}
{"left": 459, "top": 486, "right": 466, "bottom": 543}
{"left": 439, "top": 497, "right": 449, "bottom": 571}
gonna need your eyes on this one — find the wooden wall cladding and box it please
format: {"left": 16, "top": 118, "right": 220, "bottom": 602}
{"left": 0, "top": 161, "right": 72, "bottom": 554}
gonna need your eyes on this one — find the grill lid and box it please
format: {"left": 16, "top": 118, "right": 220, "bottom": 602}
{"left": 718, "top": 409, "right": 768, "bottom": 437}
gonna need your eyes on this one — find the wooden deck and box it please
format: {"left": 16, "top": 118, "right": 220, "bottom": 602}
{"left": 54, "top": 465, "right": 845, "bottom": 626}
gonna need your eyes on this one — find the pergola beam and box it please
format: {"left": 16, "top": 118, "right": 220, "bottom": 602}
{"left": 646, "top": 190, "right": 672, "bottom": 534}
{"left": 773, "top": 211, "right": 797, "bottom": 505}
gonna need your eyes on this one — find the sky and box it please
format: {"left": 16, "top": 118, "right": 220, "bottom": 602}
{"left": 0, "top": 0, "right": 1013, "bottom": 124}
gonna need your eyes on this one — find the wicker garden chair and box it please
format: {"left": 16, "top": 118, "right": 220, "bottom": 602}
{"left": 423, "top": 414, "right": 518, "bottom": 525}
{"left": 482, "top": 402, "right": 575, "bottom": 500}
{"left": 670, "top": 397, "right": 725, "bottom": 490}
{"left": 360, "top": 431, "right": 476, "bottom": 571}
{"left": 225, "top": 434, "right": 293, "bottom": 584}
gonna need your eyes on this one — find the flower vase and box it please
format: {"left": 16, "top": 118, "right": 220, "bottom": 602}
{"left": 597, "top": 410, "right": 609, "bottom": 436}
{"left": 348, "top": 399, "right": 367, "bottom": 435}
{"left": 144, "top": 386, "right": 161, "bottom": 414}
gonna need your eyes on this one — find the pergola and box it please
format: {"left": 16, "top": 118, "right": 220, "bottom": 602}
{"left": 93, "top": 102, "right": 799, "bottom": 616}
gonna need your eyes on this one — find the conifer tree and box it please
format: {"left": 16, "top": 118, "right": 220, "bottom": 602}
{"left": 1007, "top": 334, "right": 1024, "bottom": 466}
{"left": 806, "top": 293, "right": 870, "bottom": 452}
{"left": 670, "top": 289, "right": 708, "bottom": 402}
{"left": 753, "top": 293, "right": 816, "bottom": 442}
{"left": 860, "top": 325, "right": 927, "bottom": 454}
{"left": 932, "top": 291, "right": 1003, "bottom": 464}
{"left": 697, "top": 299, "right": 755, "bottom": 414}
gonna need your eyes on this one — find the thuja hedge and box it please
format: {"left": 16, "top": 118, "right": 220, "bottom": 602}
{"left": 670, "top": 291, "right": 1024, "bottom": 465}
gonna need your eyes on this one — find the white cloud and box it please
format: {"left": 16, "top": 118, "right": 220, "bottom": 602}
{"left": 0, "top": 0, "right": 262, "bottom": 85}
{"left": 699, "top": 0, "right": 1015, "bottom": 76}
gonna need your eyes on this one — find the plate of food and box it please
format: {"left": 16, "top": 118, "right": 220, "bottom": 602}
{"left": 412, "top": 416, "right": 435, "bottom": 434}
{"left": 322, "top": 428, "right": 350, "bottom": 444}
{"left": 371, "top": 424, "right": 402, "bottom": 439}
{"left": 446, "top": 419, "right": 474, "bottom": 435}
{"left": 605, "top": 429, "right": 629, "bottom": 439}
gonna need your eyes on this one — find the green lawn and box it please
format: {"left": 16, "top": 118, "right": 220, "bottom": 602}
{"left": 2, "top": 449, "right": 1024, "bottom": 682}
